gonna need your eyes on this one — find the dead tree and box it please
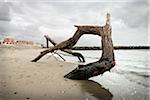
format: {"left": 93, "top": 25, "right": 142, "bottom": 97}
{"left": 32, "top": 13, "right": 116, "bottom": 80}
{"left": 44, "top": 35, "right": 85, "bottom": 62}
{"left": 31, "top": 25, "right": 103, "bottom": 62}
{"left": 64, "top": 13, "right": 115, "bottom": 79}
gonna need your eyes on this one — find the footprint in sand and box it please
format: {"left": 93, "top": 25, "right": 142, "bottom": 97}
{"left": 26, "top": 97, "right": 30, "bottom": 100}
{"left": 14, "top": 92, "right": 17, "bottom": 95}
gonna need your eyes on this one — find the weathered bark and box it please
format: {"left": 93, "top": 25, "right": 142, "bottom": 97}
{"left": 44, "top": 35, "right": 85, "bottom": 62}
{"left": 64, "top": 31, "right": 116, "bottom": 79}
{"left": 64, "top": 13, "right": 116, "bottom": 79}
{"left": 32, "top": 13, "right": 116, "bottom": 80}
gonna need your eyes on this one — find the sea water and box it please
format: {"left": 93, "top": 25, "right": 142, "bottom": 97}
{"left": 51, "top": 50, "right": 149, "bottom": 100}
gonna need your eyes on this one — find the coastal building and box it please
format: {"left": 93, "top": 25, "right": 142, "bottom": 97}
{"left": 2, "top": 37, "right": 35, "bottom": 46}
{"left": 3, "top": 38, "right": 16, "bottom": 44}
{"left": 16, "top": 40, "right": 34, "bottom": 45}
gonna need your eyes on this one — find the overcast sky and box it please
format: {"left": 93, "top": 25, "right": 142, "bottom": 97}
{"left": 0, "top": 0, "right": 149, "bottom": 46}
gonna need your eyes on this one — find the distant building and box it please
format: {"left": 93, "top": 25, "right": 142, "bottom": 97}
{"left": 3, "top": 38, "right": 16, "bottom": 44}
{"left": 2, "top": 37, "right": 34, "bottom": 46}
{"left": 16, "top": 40, "right": 34, "bottom": 45}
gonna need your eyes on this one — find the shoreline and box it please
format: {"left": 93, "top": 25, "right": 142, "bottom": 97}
{"left": 41, "top": 46, "right": 150, "bottom": 50}
{"left": 0, "top": 46, "right": 112, "bottom": 100}
{"left": 1, "top": 44, "right": 149, "bottom": 50}
{"left": 0, "top": 46, "right": 149, "bottom": 100}
{"left": 72, "top": 46, "right": 150, "bottom": 50}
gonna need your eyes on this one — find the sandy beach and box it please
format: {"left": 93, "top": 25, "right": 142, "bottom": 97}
{"left": 0, "top": 46, "right": 113, "bottom": 100}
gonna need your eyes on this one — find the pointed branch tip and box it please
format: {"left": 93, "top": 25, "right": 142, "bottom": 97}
{"left": 106, "top": 13, "right": 111, "bottom": 25}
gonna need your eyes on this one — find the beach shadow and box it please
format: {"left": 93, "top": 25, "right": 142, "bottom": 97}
{"left": 79, "top": 80, "right": 113, "bottom": 100}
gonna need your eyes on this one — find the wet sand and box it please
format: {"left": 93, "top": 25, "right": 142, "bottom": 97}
{"left": 0, "top": 46, "right": 112, "bottom": 100}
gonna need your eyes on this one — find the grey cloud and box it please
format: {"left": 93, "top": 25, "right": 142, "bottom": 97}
{"left": 0, "top": 2, "right": 10, "bottom": 21}
{"left": 0, "top": 21, "right": 8, "bottom": 33}
{"left": 0, "top": 0, "right": 149, "bottom": 46}
{"left": 113, "top": 1, "right": 148, "bottom": 28}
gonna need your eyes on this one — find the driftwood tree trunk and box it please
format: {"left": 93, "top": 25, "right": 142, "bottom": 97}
{"left": 32, "top": 13, "right": 116, "bottom": 80}
{"left": 31, "top": 25, "right": 103, "bottom": 62}
{"left": 64, "top": 13, "right": 115, "bottom": 79}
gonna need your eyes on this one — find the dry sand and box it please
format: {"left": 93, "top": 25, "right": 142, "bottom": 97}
{"left": 0, "top": 46, "right": 112, "bottom": 100}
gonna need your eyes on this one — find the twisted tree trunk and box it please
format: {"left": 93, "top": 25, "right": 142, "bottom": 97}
{"left": 64, "top": 27, "right": 116, "bottom": 79}
{"left": 64, "top": 13, "right": 116, "bottom": 79}
{"left": 32, "top": 13, "right": 116, "bottom": 80}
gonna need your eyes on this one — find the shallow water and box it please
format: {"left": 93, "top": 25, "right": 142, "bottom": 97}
{"left": 53, "top": 50, "right": 150, "bottom": 100}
